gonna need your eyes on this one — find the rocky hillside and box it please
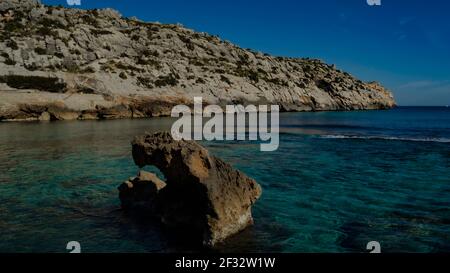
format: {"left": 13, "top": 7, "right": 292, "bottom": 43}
{"left": 0, "top": 0, "right": 395, "bottom": 121}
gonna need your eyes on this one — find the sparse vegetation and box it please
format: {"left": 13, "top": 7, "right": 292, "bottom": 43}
{"left": 100, "top": 61, "right": 115, "bottom": 72}
{"left": 178, "top": 34, "right": 195, "bottom": 50}
{"left": 120, "top": 29, "right": 133, "bottom": 35}
{"left": 81, "top": 66, "right": 96, "bottom": 73}
{"left": 76, "top": 86, "right": 96, "bottom": 94}
{"left": 154, "top": 74, "right": 179, "bottom": 87}
{"left": 0, "top": 75, "right": 67, "bottom": 92}
{"left": 0, "top": 3, "right": 388, "bottom": 115}
{"left": 257, "top": 68, "right": 268, "bottom": 76}
{"left": 265, "top": 77, "right": 289, "bottom": 87}
{"left": 54, "top": 52, "right": 64, "bottom": 59}
{"left": 40, "top": 18, "right": 66, "bottom": 29}
{"left": 136, "top": 58, "right": 161, "bottom": 69}
{"left": 70, "top": 49, "right": 82, "bottom": 55}
{"left": 65, "top": 64, "right": 82, "bottom": 73}
{"left": 25, "top": 63, "right": 39, "bottom": 71}
{"left": 4, "top": 20, "right": 23, "bottom": 34}
{"left": 36, "top": 26, "right": 57, "bottom": 37}
{"left": 91, "top": 29, "right": 113, "bottom": 36}
{"left": 60, "top": 37, "right": 69, "bottom": 47}
{"left": 119, "top": 72, "right": 128, "bottom": 79}
{"left": 142, "top": 49, "right": 159, "bottom": 58}
{"left": 295, "top": 81, "right": 308, "bottom": 88}
{"left": 116, "top": 62, "right": 144, "bottom": 72}
{"left": 237, "top": 53, "right": 250, "bottom": 66}
{"left": 315, "top": 79, "right": 333, "bottom": 92}
{"left": 4, "top": 58, "right": 16, "bottom": 66}
{"left": 189, "top": 58, "right": 204, "bottom": 67}
{"left": 90, "top": 9, "right": 100, "bottom": 17}
{"left": 234, "top": 67, "right": 259, "bottom": 83}
{"left": 82, "top": 15, "right": 99, "bottom": 27}
{"left": 137, "top": 77, "right": 153, "bottom": 88}
{"left": 6, "top": 40, "right": 19, "bottom": 50}
{"left": 196, "top": 77, "right": 206, "bottom": 84}
{"left": 220, "top": 75, "right": 232, "bottom": 85}
{"left": 34, "top": 47, "right": 47, "bottom": 55}
{"left": 149, "top": 26, "right": 160, "bottom": 32}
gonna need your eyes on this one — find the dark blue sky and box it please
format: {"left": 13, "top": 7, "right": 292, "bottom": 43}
{"left": 43, "top": 0, "right": 450, "bottom": 106}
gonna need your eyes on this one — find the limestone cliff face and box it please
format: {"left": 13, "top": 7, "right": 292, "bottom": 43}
{"left": 0, "top": 0, "right": 395, "bottom": 121}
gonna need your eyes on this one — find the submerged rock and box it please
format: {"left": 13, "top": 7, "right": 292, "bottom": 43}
{"left": 118, "top": 170, "right": 166, "bottom": 211}
{"left": 119, "top": 132, "right": 262, "bottom": 246}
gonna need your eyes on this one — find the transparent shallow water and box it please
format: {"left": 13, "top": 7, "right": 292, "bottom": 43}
{"left": 0, "top": 107, "right": 449, "bottom": 253}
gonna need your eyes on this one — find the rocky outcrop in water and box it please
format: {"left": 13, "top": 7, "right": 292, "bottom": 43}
{"left": 0, "top": 0, "right": 395, "bottom": 121}
{"left": 118, "top": 132, "right": 262, "bottom": 246}
{"left": 118, "top": 170, "right": 167, "bottom": 211}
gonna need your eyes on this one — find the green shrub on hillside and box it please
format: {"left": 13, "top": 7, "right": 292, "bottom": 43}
{"left": 36, "top": 26, "right": 57, "bottom": 37}
{"left": 81, "top": 66, "right": 96, "bottom": 73}
{"left": 234, "top": 66, "right": 259, "bottom": 83}
{"left": 54, "top": 52, "right": 64, "bottom": 59}
{"left": 196, "top": 77, "right": 206, "bottom": 84}
{"left": 34, "top": 47, "right": 47, "bottom": 55}
{"left": 265, "top": 77, "right": 289, "bottom": 87}
{"left": 137, "top": 77, "right": 153, "bottom": 88}
{"left": 6, "top": 40, "right": 19, "bottom": 50}
{"left": 220, "top": 75, "right": 232, "bottom": 85}
{"left": 91, "top": 29, "right": 113, "bottom": 36}
{"left": 40, "top": 18, "right": 66, "bottom": 29}
{"left": 4, "top": 58, "right": 16, "bottom": 66}
{"left": 154, "top": 74, "right": 179, "bottom": 87}
{"left": 178, "top": 34, "right": 195, "bottom": 51}
{"left": 119, "top": 72, "right": 128, "bottom": 79}
{"left": 0, "top": 75, "right": 67, "bottom": 92}
{"left": 4, "top": 20, "right": 23, "bottom": 34}
{"left": 136, "top": 58, "right": 161, "bottom": 69}
{"left": 82, "top": 15, "right": 99, "bottom": 27}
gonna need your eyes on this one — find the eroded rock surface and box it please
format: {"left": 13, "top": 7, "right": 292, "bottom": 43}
{"left": 0, "top": 0, "right": 40, "bottom": 12}
{"left": 118, "top": 170, "right": 167, "bottom": 211}
{"left": 0, "top": 0, "right": 395, "bottom": 121}
{"left": 119, "top": 132, "right": 262, "bottom": 246}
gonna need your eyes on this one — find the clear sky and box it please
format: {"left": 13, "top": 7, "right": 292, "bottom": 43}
{"left": 42, "top": 0, "right": 450, "bottom": 106}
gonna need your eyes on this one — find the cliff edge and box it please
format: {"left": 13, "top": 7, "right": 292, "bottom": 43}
{"left": 0, "top": 0, "right": 395, "bottom": 121}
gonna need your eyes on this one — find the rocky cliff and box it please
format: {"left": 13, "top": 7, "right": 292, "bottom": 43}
{"left": 0, "top": 0, "right": 395, "bottom": 121}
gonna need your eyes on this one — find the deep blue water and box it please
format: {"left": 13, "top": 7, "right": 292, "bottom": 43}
{"left": 0, "top": 107, "right": 449, "bottom": 253}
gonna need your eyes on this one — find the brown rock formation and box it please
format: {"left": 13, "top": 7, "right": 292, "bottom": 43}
{"left": 118, "top": 170, "right": 167, "bottom": 211}
{"left": 119, "top": 131, "right": 262, "bottom": 246}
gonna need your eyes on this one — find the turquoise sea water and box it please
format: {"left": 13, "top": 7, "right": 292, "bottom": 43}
{"left": 0, "top": 107, "right": 449, "bottom": 253}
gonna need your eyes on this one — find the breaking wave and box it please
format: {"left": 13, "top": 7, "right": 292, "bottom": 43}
{"left": 320, "top": 135, "right": 450, "bottom": 143}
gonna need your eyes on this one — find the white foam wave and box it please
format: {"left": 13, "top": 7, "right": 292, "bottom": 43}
{"left": 320, "top": 135, "right": 450, "bottom": 143}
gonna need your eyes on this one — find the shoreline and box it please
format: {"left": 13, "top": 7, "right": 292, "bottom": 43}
{"left": 0, "top": 107, "right": 397, "bottom": 123}
{"left": 0, "top": 100, "right": 397, "bottom": 123}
